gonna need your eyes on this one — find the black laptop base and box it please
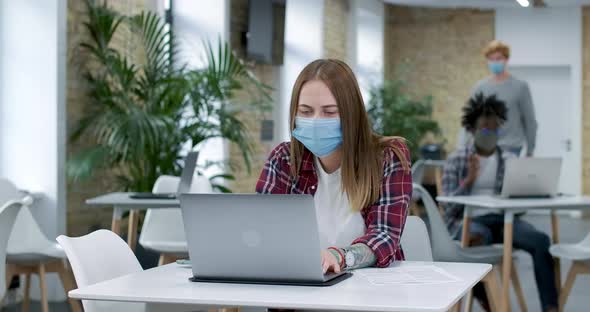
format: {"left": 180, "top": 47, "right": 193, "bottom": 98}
{"left": 506, "top": 194, "right": 552, "bottom": 199}
{"left": 129, "top": 192, "right": 177, "bottom": 199}
{"left": 189, "top": 272, "right": 352, "bottom": 287}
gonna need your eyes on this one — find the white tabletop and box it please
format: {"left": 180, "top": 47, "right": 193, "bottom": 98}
{"left": 69, "top": 261, "right": 491, "bottom": 312}
{"left": 436, "top": 195, "right": 590, "bottom": 211}
{"left": 85, "top": 192, "right": 179, "bottom": 208}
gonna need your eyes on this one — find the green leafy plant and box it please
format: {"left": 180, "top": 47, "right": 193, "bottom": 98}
{"left": 68, "top": 1, "right": 271, "bottom": 192}
{"left": 367, "top": 79, "right": 441, "bottom": 161}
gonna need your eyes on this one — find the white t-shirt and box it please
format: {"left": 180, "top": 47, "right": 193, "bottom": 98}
{"left": 470, "top": 151, "right": 499, "bottom": 217}
{"left": 313, "top": 157, "right": 366, "bottom": 249}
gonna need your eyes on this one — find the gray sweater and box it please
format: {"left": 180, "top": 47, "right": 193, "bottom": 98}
{"left": 470, "top": 75, "right": 538, "bottom": 154}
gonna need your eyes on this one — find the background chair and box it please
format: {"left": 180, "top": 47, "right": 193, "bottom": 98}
{"left": 410, "top": 159, "right": 445, "bottom": 216}
{"left": 549, "top": 232, "right": 590, "bottom": 312}
{"left": 6, "top": 199, "right": 81, "bottom": 312}
{"left": 58, "top": 230, "right": 199, "bottom": 312}
{"left": 139, "top": 174, "right": 212, "bottom": 266}
{"left": 400, "top": 216, "right": 433, "bottom": 261}
{"left": 413, "top": 183, "right": 527, "bottom": 312}
{"left": 0, "top": 179, "right": 27, "bottom": 301}
{"left": 57, "top": 230, "right": 147, "bottom": 312}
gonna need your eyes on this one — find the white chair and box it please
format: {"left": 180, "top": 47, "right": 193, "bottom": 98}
{"left": 549, "top": 233, "right": 590, "bottom": 311}
{"left": 0, "top": 179, "right": 28, "bottom": 301}
{"left": 411, "top": 159, "right": 427, "bottom": 186}
{"left": 400, "top": 216, "right": 433, "bottom": 261}
{"left": 413, "top": 183, "right": 527, "bottom": 312}
{"left": 6, "top": 201, "right": 81, "bottom": 312}
{"left": 139, "top": 174, "right": 212, "bottom": 265}
{"left": 57, "top": 230, "right": 197, "bottom": 312}
{"left": 57, "top": 230, "right": 146, "bottom": 312}
{"left": 410, "top": 159, "right": 445, "bottom": 216}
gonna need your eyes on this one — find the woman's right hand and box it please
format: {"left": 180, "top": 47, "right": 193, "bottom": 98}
{"left": 321, "top": 249, "right": 342, "bottom": 274}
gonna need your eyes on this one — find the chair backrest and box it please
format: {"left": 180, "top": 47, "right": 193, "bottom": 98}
{"left": 7, "top": 204, "right": 56, "bottom": 255}
{"left": 579, "top": 232, "right": 590, "bottom": 247}
{"left": 0, "top": 179, "right": 24, "bottom": 299}
{"left": 152, "top": 175, "right": 181, "bottom": 193}
{"left": 401, "top": 216, "right": 433, "bottom": 261}
{"left": 412, "top": 183, "right": 464, "bottom": 262}
{"left": 139, "top": 174, "right": 212, "bottom": 249}
{"left": 57, "top": 230, "right": 143, "bottom": 312}
{"left": 57, "top": 230, "right": 142, "bottom": 287}
{"left": 411, "top": 160, "right": 426, "bottom": 185}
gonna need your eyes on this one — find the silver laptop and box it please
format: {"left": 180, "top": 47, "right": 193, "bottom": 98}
{"left": 179, "top": 194, "right": 352, "bottom": 286}
{"left": 500, "top": 158, "right": 562, "bottom": 198}
{"left": 129, "top": 152, "right": 198, "bottom": 199}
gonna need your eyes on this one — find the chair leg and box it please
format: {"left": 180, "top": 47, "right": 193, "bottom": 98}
{"left": 158, "top": 254, "right": 179, "bottom": 266}
{"left": 56, "top": 261, "right": 82, "bottom": 312}
{"left": 38, "top": 264, "right": 49, "bottom": 312}
{"left": 559, "top": 262, "right": 581, "bottom": 312}
{"left": 464, "top": 290, "right": 474, "bottom": 312}
{"left": 510, "top": 262, "right": 527, "bottom": 312}
{"left": 482, "top": 267, "right": 501, "bottom": 312}
{"left": 448, "top": 301, "right": 461, "bottom": 312}
{"left": 22, "top": 273, "right": 31, "bottom": 312}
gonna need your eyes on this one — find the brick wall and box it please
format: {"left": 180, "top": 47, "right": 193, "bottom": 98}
{"left": 66, "top": 0, "right": 149, "bottom": 236}
{"left": 324, "top": 0, "right": 349, "bottom": 61}
{"left": 384, "top": 5, "right": 494, "bottom": 151}
{"left": 67, "top": 0, "right": 283, "bottom": 233}
{"left": 227, "top": 0, "right": 282, "bottom": 193}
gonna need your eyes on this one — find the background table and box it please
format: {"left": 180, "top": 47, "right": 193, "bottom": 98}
{"left": 436, "top": 195, "right": 590, "bottom": 312}
{"left": 69, "top": 261, "right": 491, "bottom": 312}
{"left": 86, "top": 193, "right": 179, "bottom": 251}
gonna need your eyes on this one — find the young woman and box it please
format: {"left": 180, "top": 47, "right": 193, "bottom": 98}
{"left": 256, "top": 59, "right": 412, "bottom": 274}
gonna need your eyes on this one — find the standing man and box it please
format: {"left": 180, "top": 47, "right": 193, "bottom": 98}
{"left": 462, "top": 40, "right": 538, "bottom": 156}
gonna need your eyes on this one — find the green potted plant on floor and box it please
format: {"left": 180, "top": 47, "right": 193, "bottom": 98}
{"left": 67, "top": 1, "right": 271, "bottom": 192}
{"left": 367, "top": 79, "right": 441, "bottom": 162}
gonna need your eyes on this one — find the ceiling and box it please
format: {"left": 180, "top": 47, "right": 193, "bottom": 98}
{"left": 384, "top": 0, "right": 590, "bottom": 9}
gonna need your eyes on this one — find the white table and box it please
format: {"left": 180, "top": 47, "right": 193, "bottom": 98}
{"left": 86, "top": 192, "right": 179, "bottom": 251}
{"left": 436, "top": 195, "right": 590, "bottom": 312}
{"left": 69, "top": 261, "right": 491, "bottom": 312}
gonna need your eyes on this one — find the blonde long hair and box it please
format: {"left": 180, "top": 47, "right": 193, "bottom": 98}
{"left": 289, "top": 59, "right": 410, "bottom": 211}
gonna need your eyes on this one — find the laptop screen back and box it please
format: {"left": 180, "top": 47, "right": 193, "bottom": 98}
{"left": 177, "top": 152, "right": 199, "bottom": 194}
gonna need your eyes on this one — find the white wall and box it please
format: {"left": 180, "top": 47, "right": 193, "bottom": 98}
{"left": 173, "top": 0, "right": 230, "bottom": 174}
{"left": 173, "top": 0, "right": 230, "bottom": 68}
{"left": 279, "top": 0, "right": 325, "bottom": 141}
{"left": 0, "top": 0, "right": 67, "bottom": 300}
{"left": 348, "top": 0, "right": 384, "bottom": 104}
{"left": 495, "top": 7, "right": 583, "bottom": 198}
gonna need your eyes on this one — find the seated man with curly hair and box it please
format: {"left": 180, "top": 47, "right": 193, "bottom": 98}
{"left": 442, "top": 93, "right": 557, "bottom": 312}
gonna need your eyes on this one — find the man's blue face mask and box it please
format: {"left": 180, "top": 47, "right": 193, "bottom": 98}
{"left": 488, "top": 61, "right": 505, "bottom": 75}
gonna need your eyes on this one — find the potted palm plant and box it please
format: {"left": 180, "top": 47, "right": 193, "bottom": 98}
{"left": 68, "top": 1, "right": 271, "bottom": 192}
{"left": 367, "top": 79, "right": 441, "bottom": 162}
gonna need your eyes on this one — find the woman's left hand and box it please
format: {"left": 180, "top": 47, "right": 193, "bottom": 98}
{"left": 321, "top": 249, "right": 341, "bottom": 274}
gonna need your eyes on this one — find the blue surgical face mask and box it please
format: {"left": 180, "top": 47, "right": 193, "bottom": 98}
{"left": 488, "top": 61, "right": 505, "bottom": 75}
{"left": 292, "top": 117, "right": 342, "bottom": 157}
{"left": 474, "top": 128, "right": 501, "bottom": 152}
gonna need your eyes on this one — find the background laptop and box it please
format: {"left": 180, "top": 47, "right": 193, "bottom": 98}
{"left": 129, "top": 151, "right": 198, "bottom": 199}
{"left": 500, "top": 157, "right": 562, "bottom": 198}
{"left": 179, "top": 193, "right": 352, "bottom": 286}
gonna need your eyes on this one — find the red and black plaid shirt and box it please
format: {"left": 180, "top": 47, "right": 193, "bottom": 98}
{"left": 255, "top": 140, "right": 412, "bottom": 267}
